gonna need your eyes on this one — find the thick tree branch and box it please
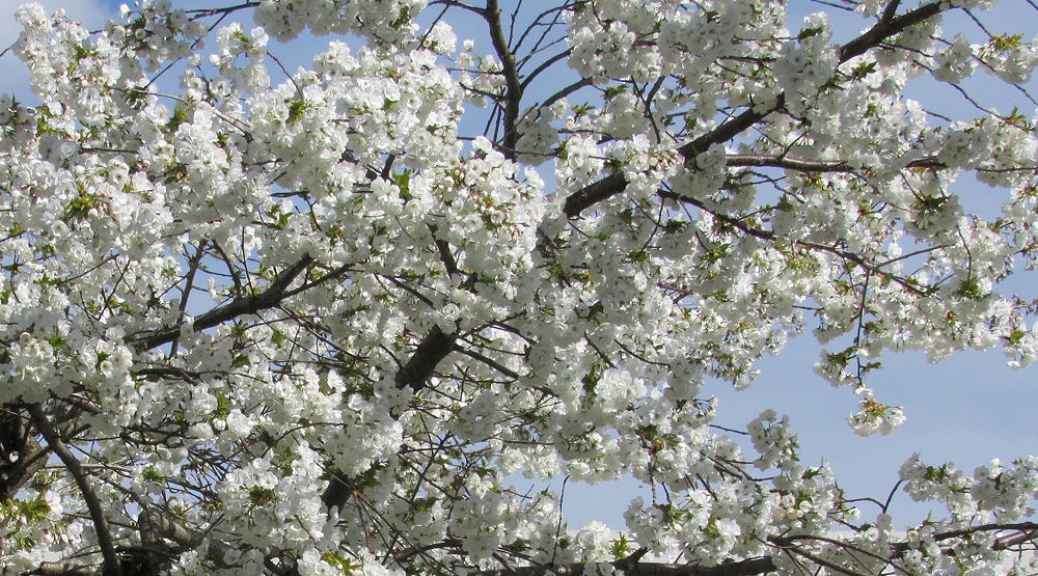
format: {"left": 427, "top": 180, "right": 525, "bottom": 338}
{"left": 133, "top": 253, "right": 313, "bottom": 351}
{"left": 839, "top": 0, "right": 942, "bottom": 62}
{"left": 995, "top": 524, "right": 1038, "bottom": 550}
{"left": 32, "top": 521, "right": 1038, "bottom": 576}
{"left": 428, "top": 223, "right": 461, "bottom": 276}
{"left": 29, "top": 405, "right": 122, "bottom": 576}
{"left": 0, "top": 405, "right": 49, "bottom": 501}
{"left": 486, "top": 0, "right": 523, "bottom": 158}
{"left": 563, "top": 96, "right": 789, "bottom": 218}
{"left": 321, "top": 471, "right": 354, "bottom": 511}
{"left": 395, "top": 325, "right": 457, "bottom": 393}
{"left": 0, "top": 441, "right": 48, "bottom": 502}
{"left": 322, "top": 326, "right": 457, "bottom": 510}
{"left": 32, "top": 509, "right": 218, "bottom": 576}
{"left": 138, "top": 508, "right": 206, "bottom": 549}
{"left": 31, "top": 562, "right": 98, "bottom": 576}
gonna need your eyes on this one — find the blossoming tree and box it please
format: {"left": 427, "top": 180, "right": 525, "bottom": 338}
{"left": 1, "top": 0, "right": 1038, "bottom": 574}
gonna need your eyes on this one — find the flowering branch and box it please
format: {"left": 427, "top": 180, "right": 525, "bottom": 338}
{"left": 7, "top": 0, "right": 1038, "bottom": 574}
{"left": 839, "top": 0, "right": 941, "bottom": 62}
{"left": 725, "top": 154, "right": 945, "bottom": 172}
{"left": 658, "top": 191, "right": 936, "bottom": 297}
{"left": 132, "top": 254, "right": 314, "bottom": 351}
{"left": 470, "top": 557, "right": 776, "bottom": 576}
{"left": 563, "top": 100, "right": 785, "bottom": 218}
{"left": 563, "top": 0, "right": 949, "bottom": 218}
{"left": 28, "top": 405, "right": 121, "bottom": 576}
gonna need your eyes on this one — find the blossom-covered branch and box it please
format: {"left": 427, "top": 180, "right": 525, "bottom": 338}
{"left": 1, "top": 0, "right": 1037, "bottom": 575}
{"left": 564, "top": 0, "right": 948, "bottom": 218}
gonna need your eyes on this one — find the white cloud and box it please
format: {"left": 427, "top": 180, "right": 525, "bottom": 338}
{"left": 0, "top": 0, "right": 115, "bottom": 101}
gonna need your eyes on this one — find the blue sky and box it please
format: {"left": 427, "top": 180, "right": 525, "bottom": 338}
{"left": 1, "top": 0, "right": 1037, "bottom": 531}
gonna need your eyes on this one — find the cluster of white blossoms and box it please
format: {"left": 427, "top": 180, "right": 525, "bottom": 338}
{"left": 1, "top": 0, "right": 1038, "bottom": 575}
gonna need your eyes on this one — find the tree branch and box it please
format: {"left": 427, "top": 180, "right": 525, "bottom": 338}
{"left": 394, "top": 325, "right": 457, "bottom": 393}
{"left": 138, "top": 507, "right": 206, "bottom": 549}
{"left": 428, "top": 224, "right": 461, "bottom": 276}
{"left": 476, "top": 521, "right": 1038, "bottom": 576}
{"left": 563, "top": 0, "right": 950, "bottom": 218}
{"left": 0, "top": 405, "right": 49, "bottom": 501}
{"left": 839, "top": 0, "right": 942, "bottom": 62}
{"left": 322, "top": 325, "right": 458, "bottom": 510}
{"left": 133, "top": 253, "right": 314, "bottom": 351}
{"left": 470, "top": 557, "right": 775, "bottom": 576}
{"left": 486, "top": 0, "right": 524, "bottom": 158}
{"left": 726, "top": 154, "right": 944, "bottom": 172}
{"left": 31, "top": 562, "right": 98, "bottom": 576}
{"left": 659, "top": 190, "right": 935, "bottom": 297}
{"left": 169, "top": 240, "right": 210, "bottom": 358}
{"left": 29, "top": 405, "right": 122, "bottom": 576}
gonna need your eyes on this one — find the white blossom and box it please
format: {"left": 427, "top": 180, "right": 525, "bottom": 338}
{"left": 1, "top": 1, "right": 1037, "bottom": 575}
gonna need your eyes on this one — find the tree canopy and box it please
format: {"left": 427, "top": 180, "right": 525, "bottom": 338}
{"left": 1, "top": 0, "right": 1038, "bottom": 574}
